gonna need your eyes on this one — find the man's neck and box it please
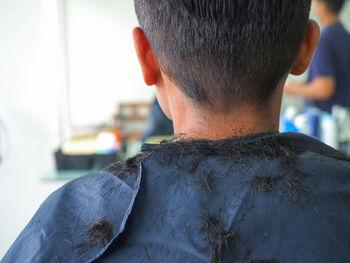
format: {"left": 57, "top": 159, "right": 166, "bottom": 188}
{"left": 321, "top": 13, "right": 339, "bottom": 28}
{"left": 172, "top": 107, "right": 279, "bottom": 141}
{"left": 168, "top": 92, "right": 281, "bottom": 141}
{"left": 161, "top": 74, "right": 283, "bottom": 141}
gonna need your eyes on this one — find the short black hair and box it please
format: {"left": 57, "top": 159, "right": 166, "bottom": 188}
{"left": 319, "top": 0, "right": 345, "bottom": 14}
{"left": 135, "top": 0, "right": 311, "bottom": 112}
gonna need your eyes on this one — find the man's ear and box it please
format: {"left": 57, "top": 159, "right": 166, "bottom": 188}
{"left": 133, "top": 27, "right": 160, "bottom": 86}
{"left": 290, "top": 20, "right": 320, "bottom": 76}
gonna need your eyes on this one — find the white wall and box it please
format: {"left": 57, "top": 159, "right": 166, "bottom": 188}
{"left": 65, "top": 0, "right": 154, "bottom": 127}
{"left": 341, "top": 0, "right": 350, "bottom": 30}
{"left": 0, "top": 0, "right": 66, "bottom": 258}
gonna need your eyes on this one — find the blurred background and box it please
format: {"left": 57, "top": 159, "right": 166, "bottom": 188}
{"left": 0, "top": 0, "right": 350, "bottom": 257}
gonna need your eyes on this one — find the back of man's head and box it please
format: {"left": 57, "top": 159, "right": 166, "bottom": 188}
{"left": 318, "top": 0, "right": 345, "bottom": 14}
{"left": 135, "top": 0, "right": 311, "bottom": 112}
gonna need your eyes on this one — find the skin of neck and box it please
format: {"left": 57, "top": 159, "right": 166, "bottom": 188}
{"left": 314, "top": 1, "right": 340, "bottom": 28}
{"left": 156, "top": 73, "right": 286, "bottom": 141}
{"left": 320, "top": 12, "right": 339, "bottom": 28}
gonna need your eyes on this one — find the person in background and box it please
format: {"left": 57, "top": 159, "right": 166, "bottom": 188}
{"left": 284, "top": 0, "right": 350, "bottom": 113}
{"left": 2, "top": 1, "right": 350, "bottom": 263}
{"left": 142, "top": 98, "right": 173, "bottom": 142}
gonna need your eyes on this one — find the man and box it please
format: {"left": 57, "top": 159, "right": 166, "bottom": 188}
{"left": 2, "top": 1, "right": 350, "bottom": 262}
{"left": 285, "top": 0, "right": 350, "bottom": 112}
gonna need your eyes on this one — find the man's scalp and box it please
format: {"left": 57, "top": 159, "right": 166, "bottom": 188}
{"left": 135, "top": 0, "right": 311, "bottom": 112}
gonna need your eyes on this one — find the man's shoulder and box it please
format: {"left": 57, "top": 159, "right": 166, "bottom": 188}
{"left": 281, "top": 132, "right": 350, "bottom": 162}
{"left": 1, "top": 154, "right": 149, "bottom": 263}
{"left": 320, "top": 23, "right": 350, "bottom": 46}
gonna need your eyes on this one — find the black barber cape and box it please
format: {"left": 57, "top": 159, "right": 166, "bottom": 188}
{"left": 2, "top": 132, "right": 350, "bottom": 263}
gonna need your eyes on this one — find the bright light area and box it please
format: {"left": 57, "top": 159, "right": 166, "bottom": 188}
{"left": 66, "top": 0, "right": 153, "bottom": 127}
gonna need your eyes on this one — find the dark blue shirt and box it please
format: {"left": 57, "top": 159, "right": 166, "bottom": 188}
{"left": 308, "top": 22, "right": 350, "bottom": 112}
